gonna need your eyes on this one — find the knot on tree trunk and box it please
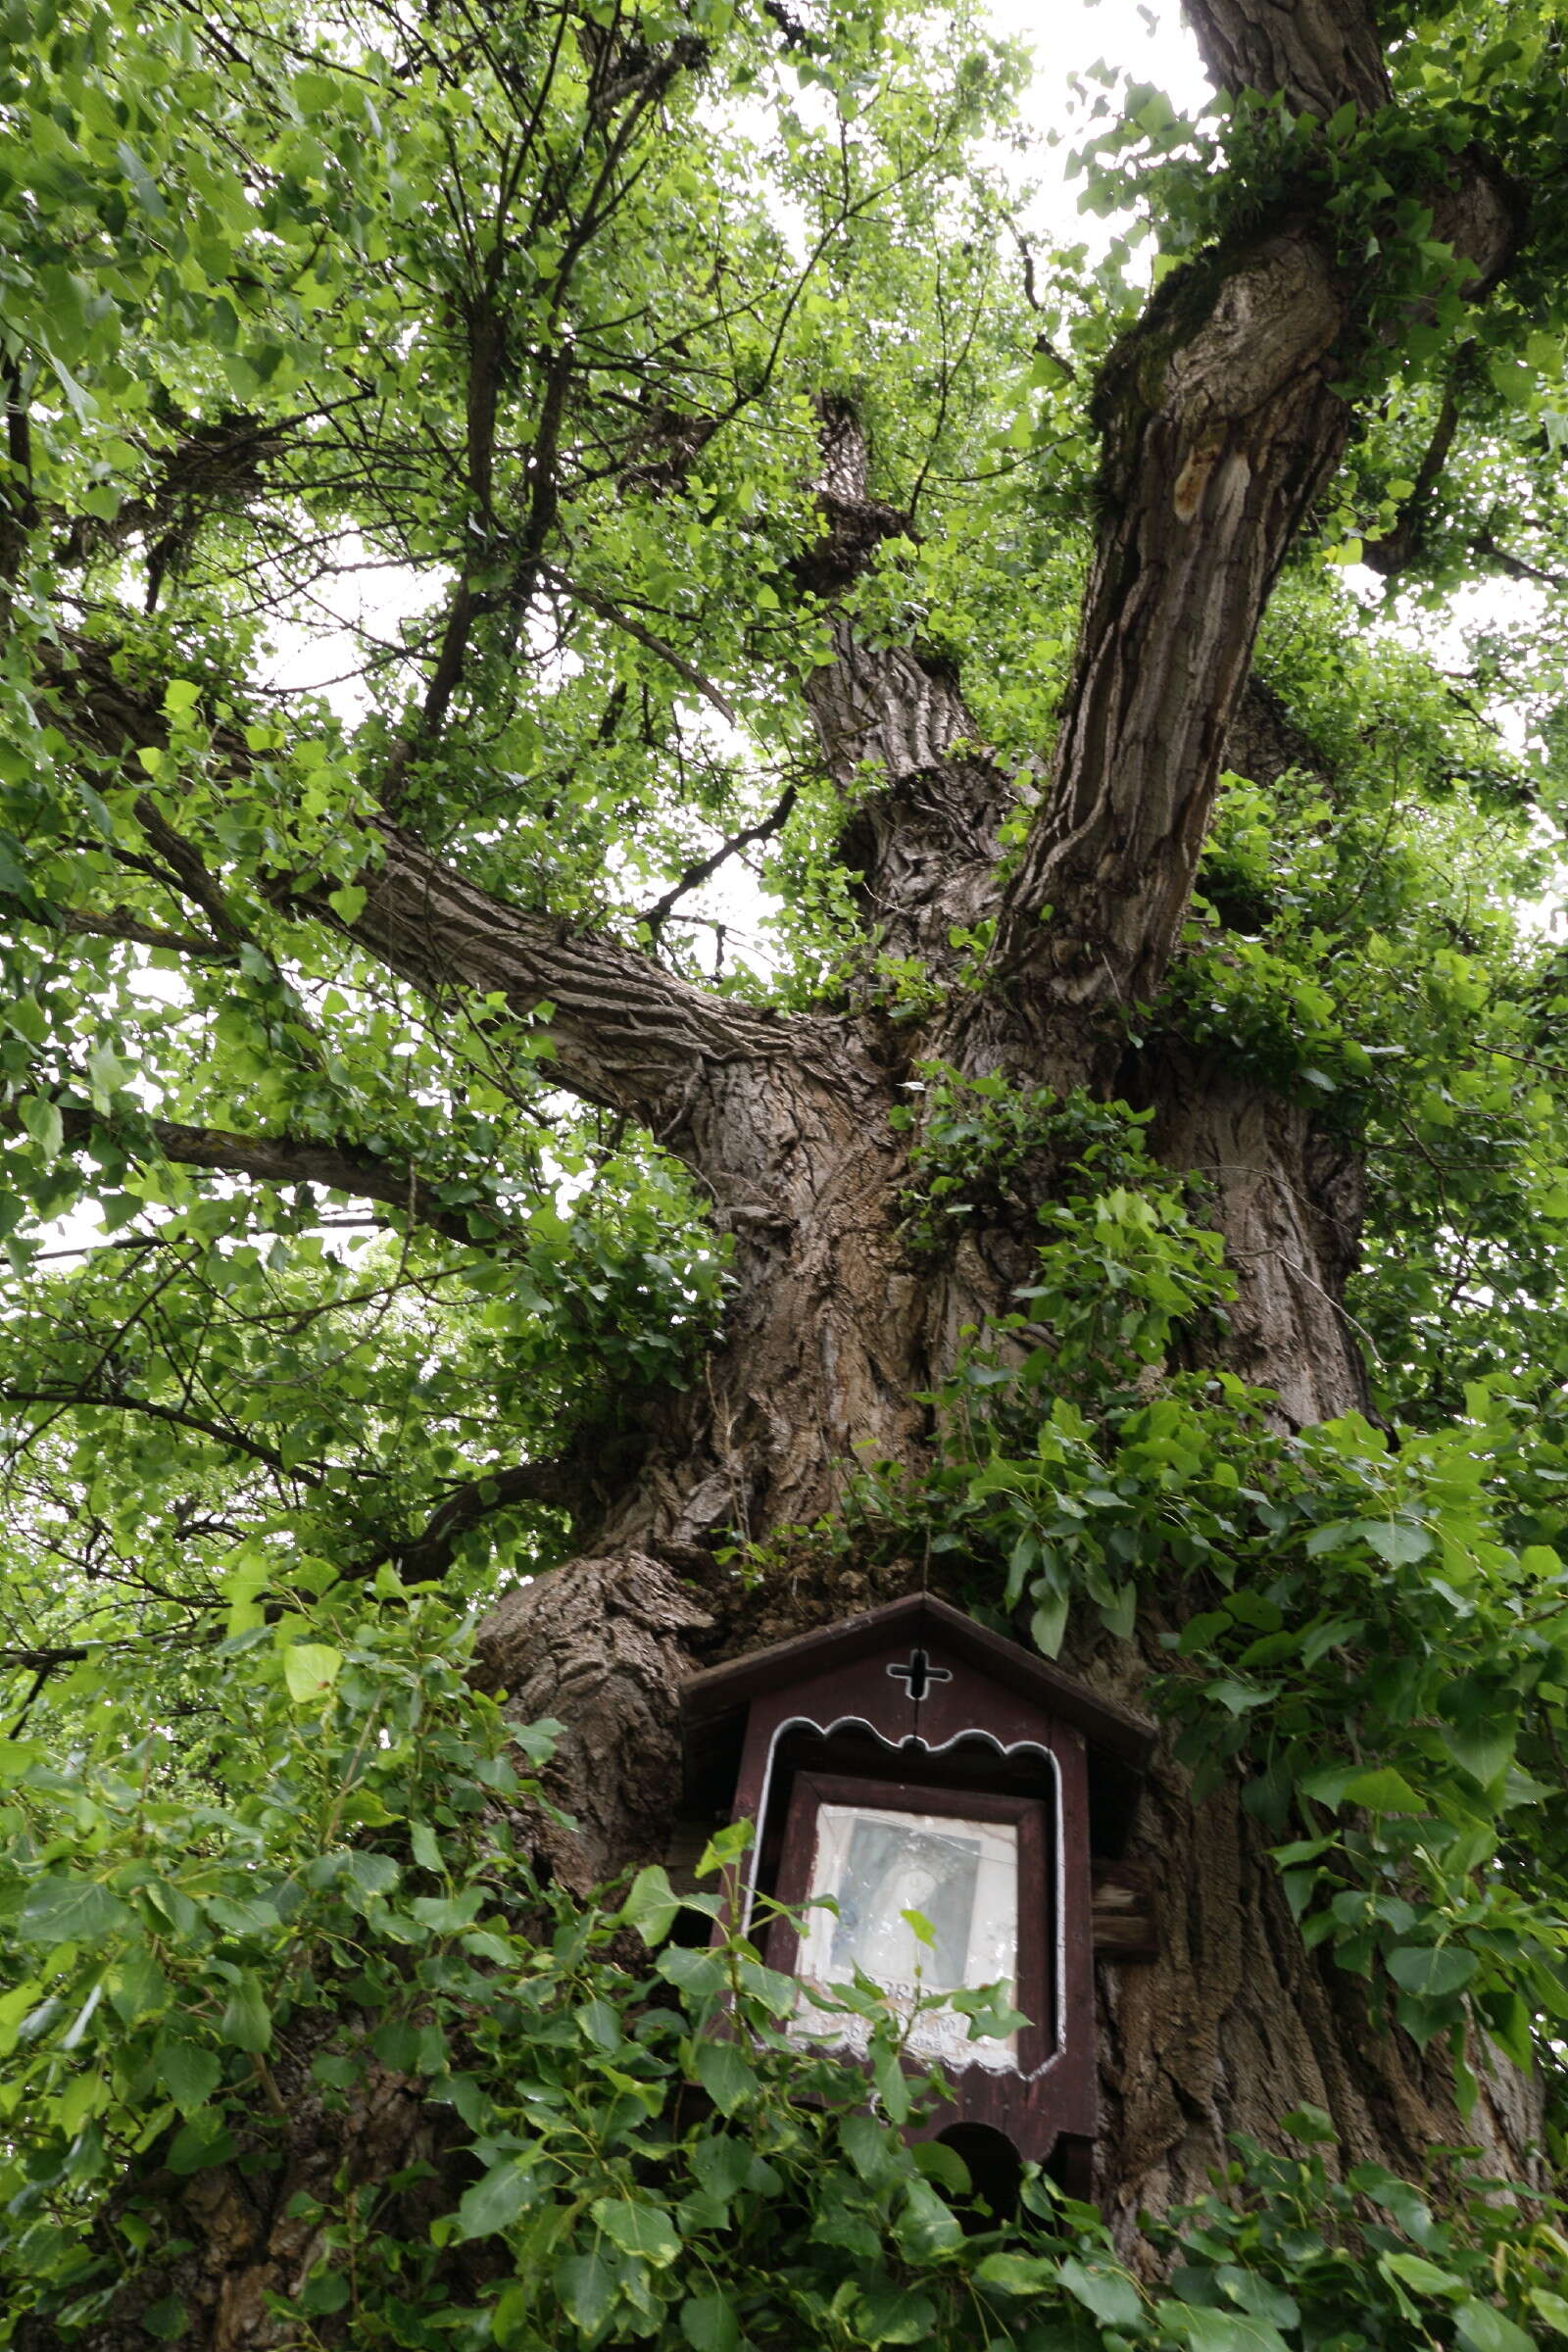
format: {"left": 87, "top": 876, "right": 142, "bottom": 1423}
{"left": 474, "top": 1553, "right": 712, "bottom": 1888}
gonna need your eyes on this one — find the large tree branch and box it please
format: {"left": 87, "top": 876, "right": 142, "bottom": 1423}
{"left": 0, "top": 1385, "right": 320, "bottom": 1482}
{"left": 326, "top": 819, "right": 807, "bottom": 1145}
{"left": 373, "top": 1454, "right": 579, "bottom": 1583}
{"left": 994, "top": 0, "right": 1514, "bottom": 1018}
{"left": 36, "top": 638, "right": 808, "bottom": 1155}
{"left": 25, "top": 1102, "right": 495, "bottom": 1249}
{"left": 1360, "top": 381, "right": 1461, "bottom": 578}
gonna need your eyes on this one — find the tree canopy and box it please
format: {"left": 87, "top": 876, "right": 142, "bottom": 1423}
{"left": 6, "top": 0, "right": 1568, "bottom": 2340}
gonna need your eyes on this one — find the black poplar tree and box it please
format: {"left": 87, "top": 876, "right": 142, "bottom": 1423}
{"left": 5, "top": 0, "right": 1568, "bottom": 2339}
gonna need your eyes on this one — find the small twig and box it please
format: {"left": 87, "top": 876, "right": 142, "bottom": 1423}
{"left": 539, "top": 564, "right": 739, "bottom": 723}
{"left": 640, "top": 784, "right": 797, "bottom": 933}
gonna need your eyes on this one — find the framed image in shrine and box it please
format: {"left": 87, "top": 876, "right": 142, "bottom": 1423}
{"left": 678, "top": 1591, "right": 1155, "bottom": 2191}
{"left": 763, "top": 1774, "right": 1051, "bottom": 2079}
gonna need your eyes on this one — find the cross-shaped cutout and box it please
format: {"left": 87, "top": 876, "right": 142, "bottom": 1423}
{"left": 886, "top": 1645, "right": 952, "bottom": 1703}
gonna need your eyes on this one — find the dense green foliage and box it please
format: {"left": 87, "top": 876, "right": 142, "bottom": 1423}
{"left": 5, "top": 0, "right": 1568, "bottom": 2336}
{"left": 4, "top": 1593, "right": 1568, "bottom": 2347}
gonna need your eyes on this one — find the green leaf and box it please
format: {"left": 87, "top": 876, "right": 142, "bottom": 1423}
{"left": 1455, "top": 2302, "right": 1539, "bottom": 2352}
{"left": 681, "top": 2291, "right": 742, "bottom": 2352}
{"left": 852, "top": 2286, "right": 939, "bottom": 2345}
{"left": 897, "top": 2177, "right": 962, "bottom": 2258}
{"left": 1031, "top": 1592, "right": 1069, "bottom": 1658}
{"left": 694, "top": 2035, "right": 753, "bottom": 2116}
{"left": 912, "top": 2139, "right": 971, "bottom": 2195}
{"left": 659, "top": 1944, "right": 727, "bottom": 2000}
{"left": 621, "top": 1864, "right": 679, "bottom": 1946}
{"left": 1059, "top": 2257, "right": 1143, "bottom": 2329}
{"left": 1387, "top": 1944, "right": 1479, "bottom": 2000}
{"left": 156, "top": 2037, "right": 221, "bottom": 2114}
{"left": 1362, "top": 1520, "right": 1432, "bottom": 1566}
{"left": 1338, "top": 1767, "right": 1428, "bottom": 1814}
{"left": 140, "top": 2296, "right": 189, "bottom": 2341}
{"left": 1381, "top": 2252, "right": 1464, "bottom": 2297}
{"left": 218, "top": 1971, "right": 271, "bottom": 2053}
{"left": 16, "top": 1874, "right": 134, "bottom": 1946}
{"left": 557, "top": 2249, "right": 618, "bottom": 2336}
{"left": 343, "top": 1850, "right": 400, "bottom": 1900}
{"left": 18, "top": 1095, "right": 65, "bottom": 1162}
{"left": 1441, "top": 1722, "right": 1515, "bottom": 1789}
{"left": 282, "top": 1642, "right": 342, "bottom": 1704}
{"left": 591, "top": 2197, "right": 681, "bottom": 2266}
{"left": 976, "top": 2252, "right": 1059, "bottom": 2294}
{"left": 327, "top": 883, "right": 367, "bottom": 924}
{"left": 1159, "top": 2304, "right": 1292, "bottom": 2352}
{"left": 1279, "top": 2105, "right": 1337, "bottom": 2144}
{"left": 110, "top": 1945, "right": 170, "bottom": 2025}
{"left": 456, "top": 2160, "right": 534, "bottom": 2240}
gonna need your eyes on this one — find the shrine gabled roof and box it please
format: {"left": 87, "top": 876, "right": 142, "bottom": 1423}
{"left": 680, "top": 1591, "right": 1155, "bottom": 1771}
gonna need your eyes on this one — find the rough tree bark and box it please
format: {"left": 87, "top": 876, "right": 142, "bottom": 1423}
{"left": 34, "top": 0, "right": 1544, "bottom": 2338}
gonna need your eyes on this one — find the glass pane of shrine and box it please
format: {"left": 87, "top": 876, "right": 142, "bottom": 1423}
{"left": 790, "top": 1801, "right": 1020, "bottom": 2072}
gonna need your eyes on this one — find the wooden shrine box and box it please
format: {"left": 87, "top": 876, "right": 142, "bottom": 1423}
{"left": 679, "top": 1592, "right": 1154, "bottom": 2191}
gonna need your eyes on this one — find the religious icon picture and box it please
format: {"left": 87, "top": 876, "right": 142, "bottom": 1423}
{"left": 763, "top": 1773, "right": 1054, "bottom": 2077}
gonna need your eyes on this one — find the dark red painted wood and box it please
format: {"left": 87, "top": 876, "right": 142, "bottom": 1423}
{"left": 680, "top": 1595, "right": 1142, "bottom": 2172}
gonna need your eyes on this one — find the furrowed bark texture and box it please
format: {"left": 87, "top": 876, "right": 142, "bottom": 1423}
{"left": 40, "top": 0, "right": 1544, "bottom": 2336}
{"left": 799, "top": 404, "right": 1014, "bottom": 969}
{"left": 997, "top": 231, "right": 1351, "bottom": 1009}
